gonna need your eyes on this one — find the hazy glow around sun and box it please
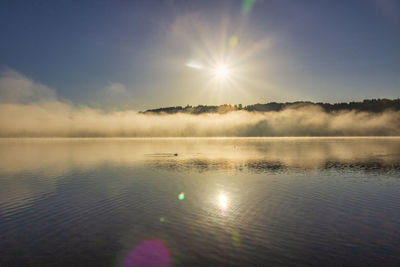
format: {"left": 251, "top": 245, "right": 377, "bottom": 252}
{"left": 173, "top": 11, "right": 277, "bottom": 104}
{"left": 214, "top": 64, "right": 229, "bottom": 80}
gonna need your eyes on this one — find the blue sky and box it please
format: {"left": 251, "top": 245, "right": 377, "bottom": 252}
{"left": 1, "top": 0, "right": 399, "bottom": 110}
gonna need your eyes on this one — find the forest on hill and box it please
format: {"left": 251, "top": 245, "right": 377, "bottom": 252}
{"left": 142, "top": 98, "right": 400, "bottom": 114}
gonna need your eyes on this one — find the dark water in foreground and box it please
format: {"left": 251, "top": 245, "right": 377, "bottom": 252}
{"left": 0, "top": 138, "right": 399, "bottom": 267}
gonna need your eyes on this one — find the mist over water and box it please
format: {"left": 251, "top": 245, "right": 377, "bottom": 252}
{"left": 1, "top": 69, "right": 399, "bottom": 137}
{"left": 0, "top": 138, "right": 399, "bottom": 266}
{"left": 1, "top": 69, "right": 400, "bottom": 266}
{"left": 1, "top": 137, "right": 399, "bottom": 175}
{"left": 2, "top": 0, "right": 400, "bottom": 265}
{"left": 1, "top": 102, "right": 400, "bottom": 137}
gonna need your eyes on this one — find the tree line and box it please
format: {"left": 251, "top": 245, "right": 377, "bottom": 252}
{"left": 141, "top": 98, "right": 400, "bottom": 114}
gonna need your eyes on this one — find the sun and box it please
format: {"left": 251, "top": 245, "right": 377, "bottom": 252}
{"left": 213, "top": 64, "right": 230, "bottom": 80}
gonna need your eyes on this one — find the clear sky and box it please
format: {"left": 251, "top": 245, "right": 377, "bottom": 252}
{"left": 1, "top": 0, "right": 399, "bottom": 110}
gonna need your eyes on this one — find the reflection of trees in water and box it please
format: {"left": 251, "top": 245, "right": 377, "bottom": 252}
{"left": 244, "top": 161, "right": 285, "bottom": 173}
{"left": 146, "top": 158, "right": 400, "bottom": 174}
{"left": 323, "top": 161, "right": 400, "bottom": 173}
{"left": 1, "top": 138, "right": 400, "bottom": 175}
{"left": 147, "top": 159, "right": 246, "bottom": 173}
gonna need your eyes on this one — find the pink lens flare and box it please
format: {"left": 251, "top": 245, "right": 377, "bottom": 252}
{"left": 124, "top": 239, "right": 170, "bottom": 267}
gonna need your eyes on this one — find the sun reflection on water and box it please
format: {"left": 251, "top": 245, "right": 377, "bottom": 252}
{"left": 218, "top": 194, "right": 228, "bottom": 209}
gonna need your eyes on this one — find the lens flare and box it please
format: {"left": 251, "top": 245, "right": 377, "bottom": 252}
{"left": 124, "top": 239, "right": 170, "bottom": 267}
{"left": 242, "top": 0, "right": 256, "bottom": 15}
{"left": 229, "top": 35, "right": 238, "bottom": 47}
{"left": 232, "top": 229, "right": 241, "bottom": 248}
{"left": 178, "top": 192, "right": 185, "bottom": 200}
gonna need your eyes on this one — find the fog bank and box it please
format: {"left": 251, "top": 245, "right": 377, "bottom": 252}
{"left": 1, "top": 69, "right": 399, "bottom": 137}
{"left": 1, "top": 101, "right": 399, "bottom": 137}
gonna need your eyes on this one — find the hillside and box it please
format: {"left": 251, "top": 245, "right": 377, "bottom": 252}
{"left": 142, "top": 98, "right": 400, "bottom": 114}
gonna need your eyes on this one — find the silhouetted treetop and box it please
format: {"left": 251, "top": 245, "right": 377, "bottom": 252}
{"left": 141, "top": 98, "right": 400, "bottom": 114}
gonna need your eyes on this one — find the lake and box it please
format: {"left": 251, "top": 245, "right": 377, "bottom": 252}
{"left": 0, "top": 138, "right": 399, "bottom": 266}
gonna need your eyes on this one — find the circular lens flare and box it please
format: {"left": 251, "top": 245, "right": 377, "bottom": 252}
{"left": 124, "top": 239, "right": 170, "bottom": 267}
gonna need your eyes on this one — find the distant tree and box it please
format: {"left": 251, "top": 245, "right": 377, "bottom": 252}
{"left": 218, "top": 104, "right": 235, "bottom": 113}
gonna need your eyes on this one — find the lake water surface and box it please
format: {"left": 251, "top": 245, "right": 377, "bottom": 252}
{"left": 0, "top": 138, "right": 399, "bottom": 266}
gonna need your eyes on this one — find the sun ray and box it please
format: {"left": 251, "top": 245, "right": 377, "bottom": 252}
{"left": 176, "top": 12, "right": 277, "bottom": 105}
